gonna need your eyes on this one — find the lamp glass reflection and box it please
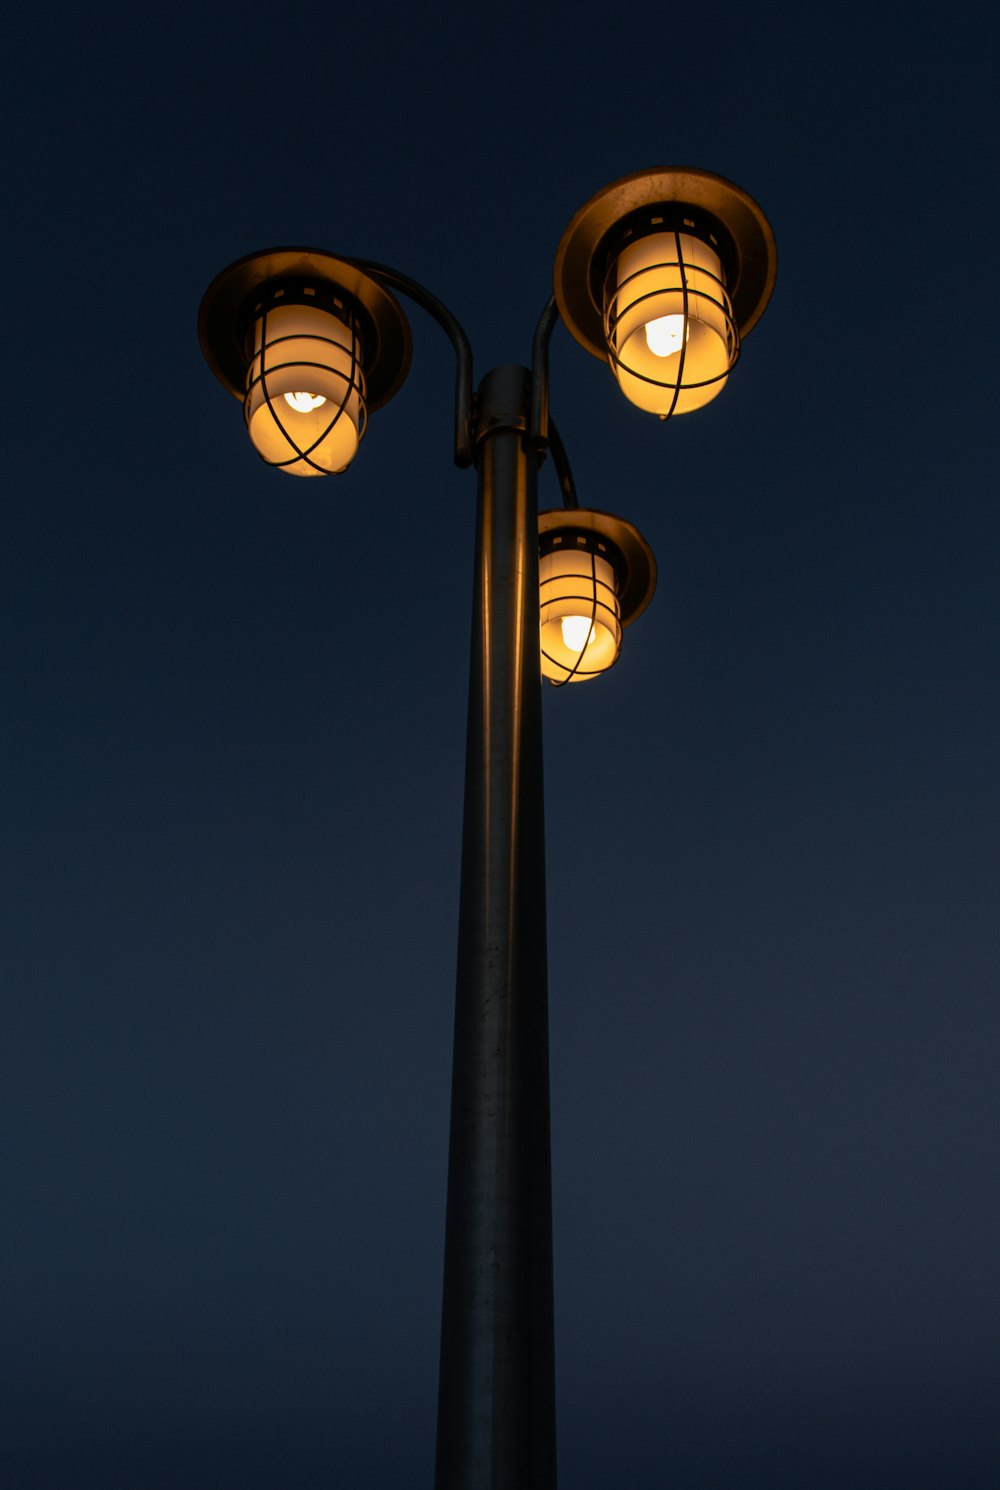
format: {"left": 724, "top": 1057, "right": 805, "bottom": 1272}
{"left": 608, "top": 231, "right": 734, "bottom": 415}
{"left": 539, "top": 542, "right": 621, "bottom": 684}
{"left": 246, "top": 301, "right": 363, "bottom": 475}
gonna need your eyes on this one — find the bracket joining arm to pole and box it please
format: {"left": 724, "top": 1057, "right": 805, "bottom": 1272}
{"left": 354, "top": 259, "right": 475, "bottom": 469}
{"left": 347, "top": 268, "right": 575, "bottom": 504}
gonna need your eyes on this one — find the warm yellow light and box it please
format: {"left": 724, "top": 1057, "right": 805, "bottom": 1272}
{"left": 540, "top": 542, "right": 621, "bottom": 684}
{"left": 608, "top": 230, "right": 735, "bottom": 415}
{"left": 245, "top": 301, "right": 364, "bottom": 476}
{"left": 644, "top": 313, "right": 687, "bottom": 358}
{"left": 283, "top": 390, "right": 327, "bottom": 412}
{"left": 561, "top": 615, "right": 596, "bottom": 650}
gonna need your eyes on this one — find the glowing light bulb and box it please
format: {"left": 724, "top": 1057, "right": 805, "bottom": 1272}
{"left": 283, "top": 390, "right": 327, "bottom": 412}
{"left": 644, "top": 314, "right": 687, "bottom": 358}
{"left": 561, "top": 615, "right": 596, "bottom": 651}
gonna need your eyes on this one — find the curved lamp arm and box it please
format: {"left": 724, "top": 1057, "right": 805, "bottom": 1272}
{"left": 545, "top": 418, "right": 578, "bottom": 509}
{"left": 531, "top": 296, "right": 578, "bottom": 510}
{"left": 530, "top": 294, "right": 560, "bottom": 453}
{"left": 353, "top": 259, "right": 474, "bottom": 469}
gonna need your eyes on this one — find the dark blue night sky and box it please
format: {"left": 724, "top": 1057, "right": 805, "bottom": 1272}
{"left": 3, "top": 3, "right": 998, "bottom": 1486}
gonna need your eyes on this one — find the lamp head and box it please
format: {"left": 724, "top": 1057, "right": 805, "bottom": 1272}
{"left": 553, "top": 168, "right": 776, "bottom": 419}
{"left": 538, "top": 508, "right": 656, "bottom": 685}
{"left": 198, "top": 248, "right": 411, "bottom": 476}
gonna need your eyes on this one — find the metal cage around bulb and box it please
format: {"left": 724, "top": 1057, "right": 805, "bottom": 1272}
{"left": 244, "top": 279, "right": 367, "bottom": 475}
{"left": 199, "top": 248, "right": 412, "bottom": 478}
{"left": 554, "top": 168, "right": 777, "bottom": 422}
{"left": 540, "top": 528, "right": 621, "bottom": 684}
{"left": 538, "top": 509, "right": 656, "bottom": 686}
{"left": 603, "top": 207, "right": 740, "bottom": 417}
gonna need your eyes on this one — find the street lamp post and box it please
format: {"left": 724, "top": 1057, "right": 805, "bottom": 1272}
{"left": 439, "top": 361, "right": 556, "bottom": 1488}
{"left": 198, "top": 167, "right": 776, "bottom": 1490}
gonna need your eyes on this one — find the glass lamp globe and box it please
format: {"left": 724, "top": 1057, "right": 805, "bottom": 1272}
{"left": 244, "top": 288, "right": 364, "bottom": 476}
{"left": 605, "top": 221, "right": 737, "bottom": 417}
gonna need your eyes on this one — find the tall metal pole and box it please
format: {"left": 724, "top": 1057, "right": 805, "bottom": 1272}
{"left": 435, "top": 365, "right": 556, "bottom": 1490}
